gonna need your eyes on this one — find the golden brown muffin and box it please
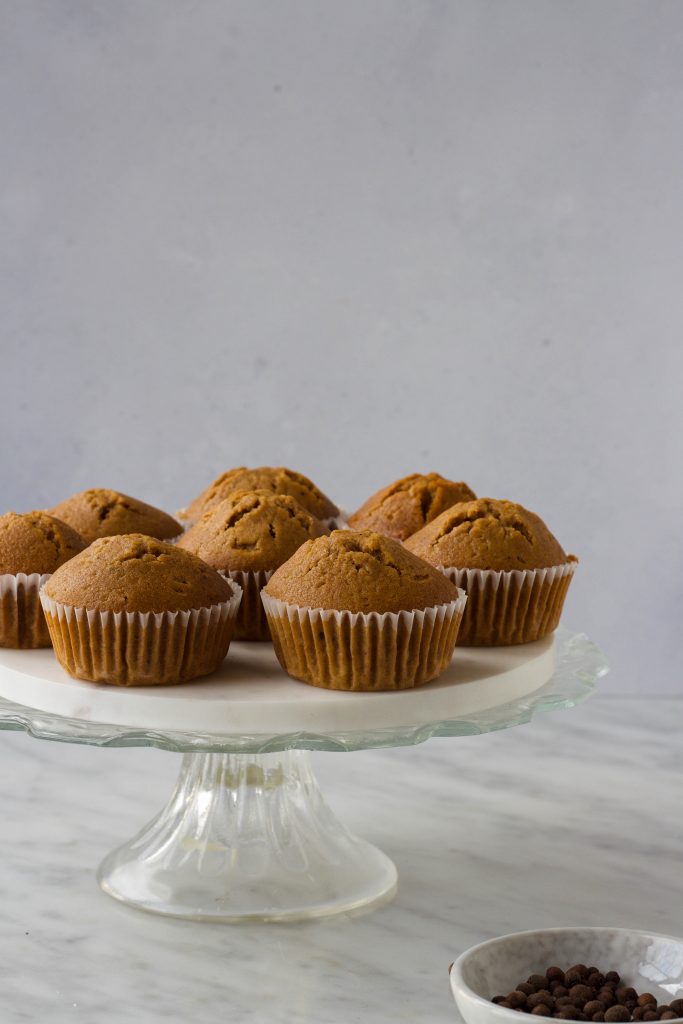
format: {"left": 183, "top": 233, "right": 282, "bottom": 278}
{"left": 404, "top": 498, "right": 568, "bottom": 570}
{"left": 41, "top": 534, "right": 240, "bottom": 684}
{"left": 0, "top": 511, "right": 86, "bottom": 648}
{"left": 50, "top": 489, "right": 181, "bottom": 544}
{"left": 262, "top": 530, "right": 466, "bottom": 690}
{"left": 0, "top": 511, "right": 86, "bottom": 576}
{"left": 177, "top": 490, "right": 327, "bottom": 640}
{"left": 347, "top": 473, "right": 476, "bottom": 541}
{"left": 184, "top": 466, "right": 339, "bottom": 522}
{"left": 405, "top": 498, "right": 576, "bottom": 645}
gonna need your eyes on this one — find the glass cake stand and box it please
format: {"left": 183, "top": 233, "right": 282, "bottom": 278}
{"left": 0, "top": 628, "right": 606, "bottom": 922}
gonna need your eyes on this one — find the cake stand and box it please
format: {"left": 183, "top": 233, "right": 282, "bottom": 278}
{"left": 0, "top": 628, "right": 606, "bottom": 922}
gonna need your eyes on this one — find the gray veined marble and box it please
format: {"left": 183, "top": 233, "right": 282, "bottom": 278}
{"left": 0, "top": 697, "right": 681, "bottom": 1023}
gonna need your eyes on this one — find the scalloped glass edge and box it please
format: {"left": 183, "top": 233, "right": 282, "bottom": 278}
{"left": 0, "top": 628, "right": 608, "bottom": 755}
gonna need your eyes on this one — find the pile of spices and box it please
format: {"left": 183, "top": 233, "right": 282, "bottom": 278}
{"left": 491, "top": 965, "right": 683, "bottom": 1021}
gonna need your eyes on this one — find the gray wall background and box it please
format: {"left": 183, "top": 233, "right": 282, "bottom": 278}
{"left": 2, "top": 1, "right": 682, "bottom": 693}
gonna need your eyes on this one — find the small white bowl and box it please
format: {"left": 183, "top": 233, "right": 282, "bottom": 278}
{"left": 450, "top": 928, "right": 683, "bottom": 1024}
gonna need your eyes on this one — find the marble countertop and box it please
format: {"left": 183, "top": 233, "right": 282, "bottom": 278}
{"left": 1, "top": 697, "right": 681, "bottom": 1023}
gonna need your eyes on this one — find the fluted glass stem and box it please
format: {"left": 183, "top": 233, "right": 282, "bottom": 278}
{"left": 98, "top": 751, "right": 397, "bottom": 921}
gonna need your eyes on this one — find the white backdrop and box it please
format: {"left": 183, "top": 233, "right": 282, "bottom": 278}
{"left": 2, "top": 1, "right": 682, "bottom": 693}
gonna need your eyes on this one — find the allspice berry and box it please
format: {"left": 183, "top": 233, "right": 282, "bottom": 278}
{"left": 532, "top": 1006, "right": 552, "bottom": 1017}
{"left": 571, "top": 986, "right": 597, "bottom": 1008}
{"left": 605, "top": 1006, "right": 630, "bottom": 1023}
{"left": 638, "top": 996, "right": 657, "bottom": 1008}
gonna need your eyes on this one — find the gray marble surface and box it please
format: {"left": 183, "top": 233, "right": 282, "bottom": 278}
{"left": 0, "top": 697, "right": 681, "bottom": 1023}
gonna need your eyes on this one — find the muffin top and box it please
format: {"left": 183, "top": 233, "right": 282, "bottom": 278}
{"left": 42, "top": 534, "right": 233, "bottom": 613}
{"left": 404, "top": 498, "right": 571, "bottom": 571}
{"left": 185, "top": 466, "right": 338, "bottom": 522}
{"left": 0, "top": 511, "right": 86, "bottom": 576}
{"left": 264, "top": 529, "right": 459, "bottom": 614}
{"left": 177, "top": 490, "right": 327, "bottom": 572}
{"left": 348, "top": 473, "right": 476, "bottom": 541}
{"left": 50, "top": 489, "right": 181, "bottom": 544}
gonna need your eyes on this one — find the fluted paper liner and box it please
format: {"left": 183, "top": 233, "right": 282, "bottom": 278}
{"left": 0, "top": 573, "right": 53, "bottom": 648}
{"left": 39, "top": 583, "right": 242, "bottom": 686}
{"left": 261, "top": 589, "right": 467, "bottom": 691}
{"left": 439, "top": 561, "right": 577, "bottom": 646}
{"left": 220, "top": 569, "right": 274, "bottom": 641}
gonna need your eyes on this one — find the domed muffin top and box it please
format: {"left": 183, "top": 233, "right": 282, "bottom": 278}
{"left": 0, "top": 511, "right": 86, "bottom": 576}
{"left": 185, "top": 466, "right": 338, "bottom": 522}
{"left": 42, "top": 534, "right": 233, "bottom": 613}
{"left": 264, "top": 529, "right": 459, "bottom": 614}
{"left": 49, "top": 489, "right": 181, "bottom": 544}
{"left": 177, "top": 490, "right": 327, "bottom": 572}
{"left": 348, "top": 473, "right": 476, "bottom": 541}
{"left": 404, "top": 498, "right": 571, "bottom": 571}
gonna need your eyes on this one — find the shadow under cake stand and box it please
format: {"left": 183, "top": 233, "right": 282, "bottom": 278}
{"left": 0, "top": 627, "right": 606, "bottom": 922}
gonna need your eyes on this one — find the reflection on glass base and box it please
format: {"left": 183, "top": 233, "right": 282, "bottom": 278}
{"left": 97, "top": 750, "right": 398, "bottom": 922}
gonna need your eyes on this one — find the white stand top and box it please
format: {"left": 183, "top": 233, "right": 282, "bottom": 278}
{"left": 0, "top": 636, "right": 555, "bottom": 737}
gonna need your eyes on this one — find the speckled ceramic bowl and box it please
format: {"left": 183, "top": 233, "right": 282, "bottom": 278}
{"left": 450, "top": 928, "right": 683, "bottom": 1024}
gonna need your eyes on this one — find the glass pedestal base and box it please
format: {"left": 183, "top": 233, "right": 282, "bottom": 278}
{"left": 97, "top": 750, "right": 397, "bottom": 922}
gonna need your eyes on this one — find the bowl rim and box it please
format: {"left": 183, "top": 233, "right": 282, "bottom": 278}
{"left": 450, "top": 925, "right": 683, "bottom": 1021}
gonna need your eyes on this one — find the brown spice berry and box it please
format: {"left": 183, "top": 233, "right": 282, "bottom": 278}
{"left": 599, "top": 991, "right": 616, "bottom": 1008}
{"left": 518, "top": 985, "right": 536, "bottom": 996}
{"left": 585, "top": 1002, "right": 606, "bottom": 1016}
{"left": 657, "top": 1008, "right": 672, "bottom": 1018}
{"left": 617, "top": 989, "right": 638, "bottom": 1005}
{"left": 508, "top": 992, "right": 528, "bottom": 1009}
{"left": 592, "top": 1015, "right": 605, "bottom": 1023}
{"left": 492, "top": 996, "right": 507, "bottom": 1004}
{"left": 556, "top": 1012, "right": 579, "bottom": 1020}
{"left": 669, "top": 1001, "right": 683, "bottom": 1016}
{"left": 643, "top": 1013, "right": 658, "bottom": 1022}
{"left": 570, "top": 986, "right": 597, "bottom": 1008}
{"left": 605, "top": 974, "right": 621, "bottom": 986}
{"left": 632, "top": 1009, "right": 645, "bottom": 1020}
{"left": 529, "top": 992, "right": 555, "bottom": 1009}
{"left": 659, "top": 1013, "right": 676, "bottom": 1021}
{"left": 556, "top": 997, "right": 574, "bottom": 1007}
{"left": 638, "top": 996, "right": 657, "bottom": 1008}
{"left": 604, "top": 1006, "right": 630, "bottom": 1023}
{"left": 553, "top": 987, "right": 569, "bottom": 999}
{"left": 589, "top": 975, "right": 606, "bottom": 990}
{"left": 529, "top": 976, "right": 551, "bottom": 991}
{"left": 547, "top": 969, "right": 566, "bottom": 984}
{"left": 532, "top": 1006, "right": 553, "bottom": 1017}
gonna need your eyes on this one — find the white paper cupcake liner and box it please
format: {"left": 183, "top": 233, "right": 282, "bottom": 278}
{"left": 0, "top": 572, "right": 53, "bottom": 648}
{"left": 439, "top": 561, "right": 577, "bottom": 645}
{"left": 219, "top": 569, "right": 274, "bottom": 641}
{"left": 261, "top": 588, "right": 467, "bottom": 691}
{"left": 39, "top": 583, "right": 242, "bottom": 686}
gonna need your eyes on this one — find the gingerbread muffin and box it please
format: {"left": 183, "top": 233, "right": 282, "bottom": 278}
{"left": 183, "top": 466, "right": 339, "bottom": 524}
{"left": 50, "top": 489, "right": 181, "bottom": 544}
{"left": 405, "top": 498, "right": 577, "bottom": 645}
{"left": 41, "top": 534, "right": 241, "bottom": 685}
{"left": 0, "top": 511, "right": 86, "bottom": 648}
{"left": 348, "top": 473, "right": 476, "bottom": 541}
{"left": 177, "top": 490, "right": 327, "bottom": 640}
{"left": 261, "top": 529, "right": 466, "bottom": 691}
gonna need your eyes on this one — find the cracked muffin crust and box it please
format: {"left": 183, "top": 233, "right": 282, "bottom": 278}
{"left": 49, "top": 489, "right": 181, "bottom": 544}
{"left": 404, "top": 498, "right": 569, "bottom": 570}
{"left": 0, "top": 511, "right": 86, "bottom": 575}
{"left": 43, "top": 534, "right": 233, "bottom": 613}
{"left": 0, "top": 511, "right": 87, "bottom": 648}
{"left": 264, "top": 529, "right": 458, "bottom": 614}
{"left": 177, "top": 490, "right": 327, "bottom": 573}
{"left": 348, "top": 473, "right": 476, "bottom": 541}
{"left": 184, "top": 466, "right": 339, "bottom": 522}
{"left": 262, "top": 530, "right": 465, "bottom": 690}
{"left": 177, "top": 490, "right": 328, "bottom": 640}
{"left": 41, "top": 535, "right": 239, "bottom": 684}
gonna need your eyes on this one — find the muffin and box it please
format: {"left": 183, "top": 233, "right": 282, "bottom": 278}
{"left": 177, "top": 490, "right": 327, "bottom": 640}
{"left": 405, "top": 498, "right": 577, "bottom": 645}
{"left": 50, "top": 489, "right": 181, "bottom": 544}
{"left": 0, "top": 511, "right": 86, "bottom": 648}
{"left": 40, "top": 534, "right": 241, "bottom": 685}
{"left": 183, "top": 466, "right": 339, "bottom": 525}
{"left": 261, "top": 529, "right": 467, "bottom": 691}
{"left": 348, "top": 473, "right": 476, "bottom": 541}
